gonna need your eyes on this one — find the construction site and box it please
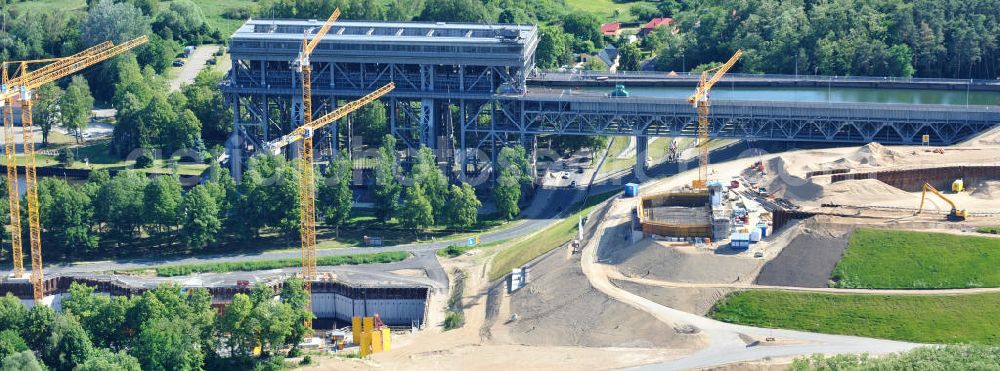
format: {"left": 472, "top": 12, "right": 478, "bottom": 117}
{"left": 3, "top": 7, "right": 1000, "bottom": 370}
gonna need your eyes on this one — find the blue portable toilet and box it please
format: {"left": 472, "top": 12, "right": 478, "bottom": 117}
{"left": 757, "top": 223, "right": 768, "bottom": 238}
{"left": 624, "top": 183, "right": 640, "bottom": 197}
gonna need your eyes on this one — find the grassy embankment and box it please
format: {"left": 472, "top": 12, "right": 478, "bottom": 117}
{"left": 488, "top": 190, "right": 619, "bottom": 281}
{"left": 977, "top": 226, "right": 1000, "bottom": 234}
{"left": 148, "top": 251, "right": 408, "bottom": 277}
{"left": 280, "top": 208, "right": 511, "bottom": 252}
{"left": 443, "top": 269, "right": 466, "bottom": 330}
{"left": 710, "top": 290, "right": 1000, "bottom": 344}
{"left": 832, "top": 228, "right": 1000, "bottom": 289}
{"left": 598, "top": 136, "right": 634, "bottom": 175}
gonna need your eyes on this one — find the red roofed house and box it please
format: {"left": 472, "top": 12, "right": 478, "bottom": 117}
{"left": 601, "top": 22, "right": 621, "bottom": 37}
{"left": 640, "top": 17, "right": 673, "bottom": 36}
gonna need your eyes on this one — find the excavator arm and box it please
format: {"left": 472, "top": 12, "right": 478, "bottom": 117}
{"left": 918, "top": 183, "right": 967, "bottom": 221}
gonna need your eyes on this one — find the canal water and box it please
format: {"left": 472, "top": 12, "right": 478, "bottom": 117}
{"left": 583, "top": 85, "right": 1000, "bottom": 106}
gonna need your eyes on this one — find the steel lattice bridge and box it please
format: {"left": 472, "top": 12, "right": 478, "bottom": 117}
{"left": 222, "top": 19, "right": 1000, "bottom": 179}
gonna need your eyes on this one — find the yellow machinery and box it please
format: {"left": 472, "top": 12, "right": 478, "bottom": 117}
{"left": 952, "top": 179, "right": 965, "bottom": 192}
{"left": 271, "top": 8, "right": 395, "bottom": 329}
{"left": 918, "top": 183, "right": 968, "bottom": 221}
{"left": 1, "top": 36, "right": 148, "bottom": 302}
{"left": 688, "top": 50, "right": 743, "bottom": 189}
{"left": 353, "top": 315, "right": 391, "bottom": 356}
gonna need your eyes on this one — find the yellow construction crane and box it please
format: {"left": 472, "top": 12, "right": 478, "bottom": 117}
{"left": 688, "top": 49, "right": 742, "bottom": 189}
{"left": 918, "top": 183, "right": 968, "bottom": 221}
{"left": 278, "top": 8, "right": 396, "bottom": 328}
{"left": 1, "top": 36, "right": 148, "bottom": 302}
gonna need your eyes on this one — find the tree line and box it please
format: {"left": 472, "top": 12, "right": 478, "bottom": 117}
{"left": 0, "top": 134, "right": 528, "bottom": 261}
{"left": 2, "top": 0, "right": 234, "bottom": 157}
{"left": 635, "top": 0, "right": 1000, "bottom": 79}
{"left": 251, "top": 0, "right": 1000, "bottom": 79}
{"left": 0, "top": 278, "right": 311, "bottom": 370}
{"left": 2, "top": 0, "right": 221, "bottom": 81}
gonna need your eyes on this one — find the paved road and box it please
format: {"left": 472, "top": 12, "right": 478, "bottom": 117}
{"left": 581, "top": 198, "right": 920, "bottom": 370}
{"left": 169, "top": 45, "right": 220, "bottom": 91}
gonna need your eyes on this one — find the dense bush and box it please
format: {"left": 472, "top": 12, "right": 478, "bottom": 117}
{"left": 792, "top": 345, "right": 1000, "bottom": 370}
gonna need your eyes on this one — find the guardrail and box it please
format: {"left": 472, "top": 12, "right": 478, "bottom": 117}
{"left": 532, "top": 70, "right": 1000, "bottom": 86}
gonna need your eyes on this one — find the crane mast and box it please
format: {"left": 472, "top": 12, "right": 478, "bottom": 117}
{"left": 688, "top": 49, "right": 742, "bottom": 189}
{"left": 282, "top": 9, "right": 396, "bottom": 329}
{"left": 1, "top": 36, "right": 148, "bottom": 302}
{"left": 1, "top": 41, "right": 116, "bottom": 278}
{"left": 296, "top": 9, "right": 339, "bottom": 329}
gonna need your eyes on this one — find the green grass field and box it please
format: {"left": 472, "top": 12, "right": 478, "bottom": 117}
{"left": 488, "top": 190, "right": 618, "bottom": 281}
{"left": 564, "top": 0, "right": 658, "bottom": 22}
{"left": 710, "top": 290, "right": 1000, "bottom": 344}
{"left": 190, "top": 0, "right": 256, "bottom": 37}
{"left": 7, "top": 0, "right": 87, "bottom": 13}
{"left": 38, "top": 141, "right": 209, "bottom": 176}
{"left": 598, "top": 136, "right": 633, "bottom": 175}
{"left": 832, "top": 228, "right": 1000, "bottom": 289}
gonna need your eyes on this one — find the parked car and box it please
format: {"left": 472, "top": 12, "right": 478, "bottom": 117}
{"left": 173, "top": 59, "right": 185, "bottom": 67}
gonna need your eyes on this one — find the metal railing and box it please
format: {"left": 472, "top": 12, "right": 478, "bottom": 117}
{"left": 532, "top": 70, "right": 1000, "bottom": 86}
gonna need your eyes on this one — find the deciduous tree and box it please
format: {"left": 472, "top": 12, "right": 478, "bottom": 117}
{"left": 61, "top": 76, "right": 95, "bottom": 143}
{"left": 373, "top": 134, "right": 401, "bottom": 222}
{"left": 318, "top": 150, "right": 353, "bottom": 233}
{"left": 446, "top": 183, "right": 480, "bottom": 229}
{"left": 180, "top": 184, "right": 221, "bottom": 250}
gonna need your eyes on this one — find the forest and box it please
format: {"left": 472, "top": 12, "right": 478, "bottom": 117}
{"left": 0, "top": 280, "right": 312, "bottom": 370}
{"left": 248, "top": 0, "right": 1000, "bottom": 79}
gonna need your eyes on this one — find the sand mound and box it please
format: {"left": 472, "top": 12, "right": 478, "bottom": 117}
{"left": 607, "top": 240, "right": 761, "bottom": 284}
{"left": 818, "top": 179, "right": 913, "bottom": 205}
{"left": 506, "top": 238, "right": 692, "bottom": 348}
{"left": 960, "top": 124, "right": 1000, "bottom": 146}
{"left": 762, "top": 156, "right": 824, "bottom": 202}
{"left": 971, "top": 181, "right": 1000, "bottom": 199}
{"left": 819, "top": 142, "right": 902, "bottom": 169}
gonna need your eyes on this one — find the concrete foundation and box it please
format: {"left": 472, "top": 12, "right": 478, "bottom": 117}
{"left": 637, "top": 191, "right": 712, "bottom": 238}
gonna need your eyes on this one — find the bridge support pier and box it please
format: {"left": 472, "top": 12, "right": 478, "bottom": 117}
{"left": 636, "top": 135, "right": 648, "bottom": 173}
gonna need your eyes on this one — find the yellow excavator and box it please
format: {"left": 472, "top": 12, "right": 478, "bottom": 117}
{"left": 917, "top": 183, "right": 968, "bottom": 221}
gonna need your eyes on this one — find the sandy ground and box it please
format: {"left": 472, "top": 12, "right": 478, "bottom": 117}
{"left": 310, "top": 241, "right": 695, "bottom": 370}
{"left": 759, "top": 142, "right": 1000, "bottom": 212}
{"left": 613, "top": 280, "right": 731, "bottom": 316}
{"left": 503, "top": 237, "right": 695, "bottom": 349}
{"left": 307, "top": 136, "right": 1000, "bottom": 370}
{"left": 609, "top": 241, "right": 763, "bottom": 284}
